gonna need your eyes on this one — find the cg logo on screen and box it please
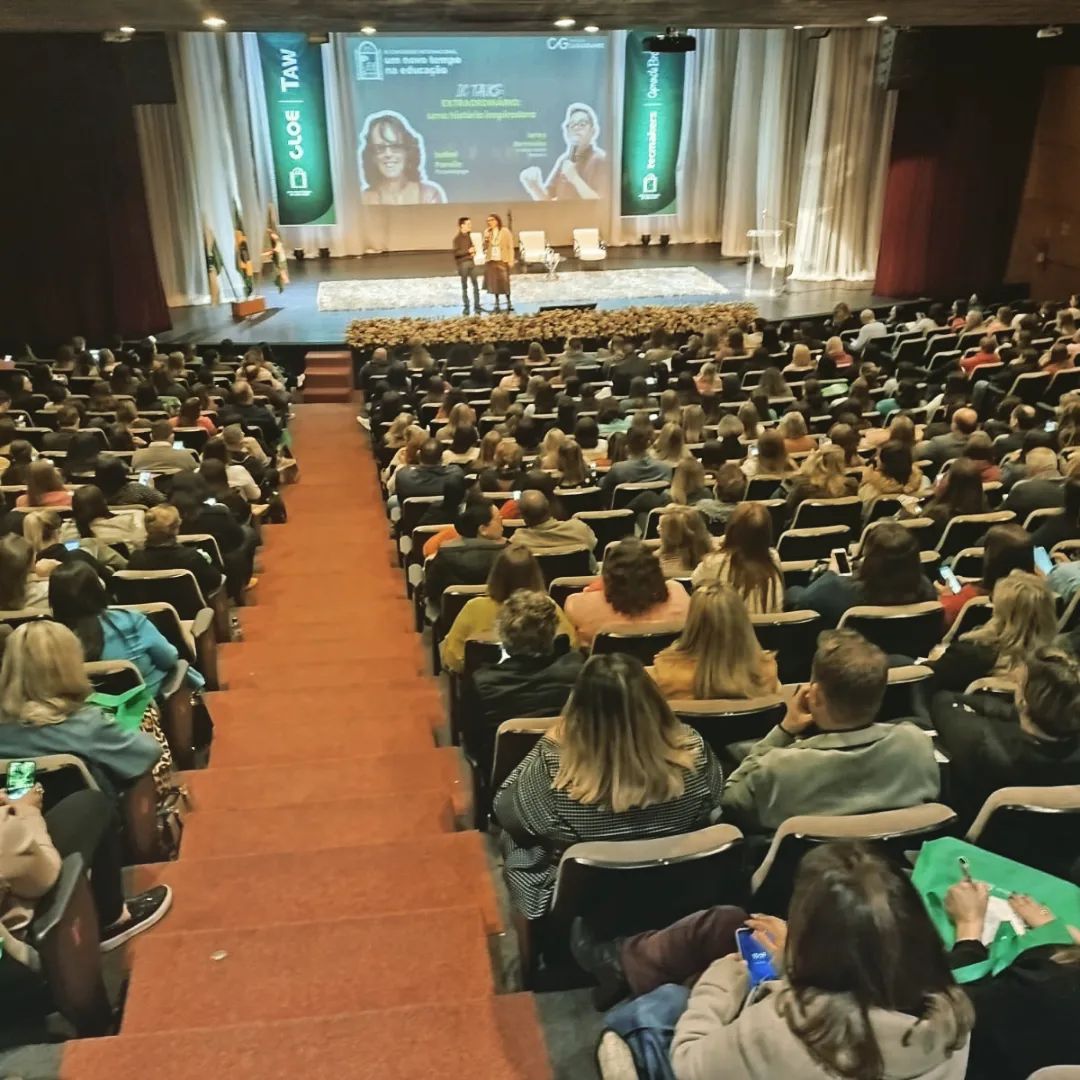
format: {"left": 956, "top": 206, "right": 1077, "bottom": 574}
{"left": 547, "top": 37, "right": 571, "bottom": 49}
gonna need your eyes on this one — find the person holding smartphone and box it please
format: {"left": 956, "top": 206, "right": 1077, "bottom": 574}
{"left": 589, "top": 845, "right": 973, "bottom": 1080}
{"left": 938, "top": 524, "right": 1034, "bottom": 630}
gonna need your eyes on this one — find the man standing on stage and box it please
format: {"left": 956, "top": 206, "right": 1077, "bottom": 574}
{"left": 453, "top": 217, "right": 482, "bottom": 316}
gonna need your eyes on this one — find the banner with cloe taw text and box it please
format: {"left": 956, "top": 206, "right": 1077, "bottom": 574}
{"left": 256, "top": 32, "right": 336, "bottom": 225}
{"left": 620, "top": 30, "right": 687, "bottom": 218}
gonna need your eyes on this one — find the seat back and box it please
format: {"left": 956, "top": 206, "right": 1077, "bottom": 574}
{"left": 591, "top": 622, "right": 684, "bottom": 664}
{"left": 942, "top": 595, "right": 993, "bottom": 643}
{"left": 398, "top": 496, "right": 442, "bottom": 540}
{"left": 791, "top": 497, "right": 862, "bottom": 533}
{"left": 573, "top": 508, "right": 635, "bottom": 553}
{"left": 549, "top": 575, "right": 596, "bottom": 609}
{"left": 533, "top": 547, "right": 594, "bottom": 586}
{"left": 750, "top": 610, "right": 823, "bottom": 684}
{"left": 949, "top": 547, "right": 984, "bottom": 581}
{"left": 0, "top": 608, "right": 49, "bottom": 631}
{"left": 549, "top": 825, "right": 745, "bottom": 938}
{"left": 490, "top": 716, "right": 558, "bottom": 795}
{"left": 864, "top": 496, "right": 906, "bottom": 524}
{"left": 1023, "top": 506, "right": 1064, "bottom": 534}
{"left": 751, "top": 804, "right": 959, "bottom": 915}
{"left": 878, "top": 664, "right": 933, "bottom": 722}
{"left": 745, "top": 475, "right": 787, "bottom": 501}
{"left": 111, "top": 569, "right": 207, "bottom": 621}
{"left": 555, "top": 486, "right": 603, "bottom": 515}
{"left": 776, "top": 525, "right": 850, "bottom": 562}
{"left": 967, "top": 786, "right": 1080, "bottom": 882}
{"left": 610, "top": 480, "right": 669, "bottom": 511}
{"left": 670, "top": 695, "right": 790, "bottom": 756}
{"left": 838, "top": 602, "right": 943, "bottom": 659}
{"left": 436, "top": 584, "right": 487, "bottom": 640}
{"left": 1007, "top": 370, "right": 1052, "bottom": 405}
{"left": 936, "top": 511, "right": 1015, "bottom": 557}
{"left": 178, "top": 532, "right": 225, "bottom": 571}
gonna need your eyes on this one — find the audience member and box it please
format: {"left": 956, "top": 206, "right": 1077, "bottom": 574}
{"left": 647, "top": 584, "right": 779, "bottom": 700}
{"left": 127, "top": 503, "right": 223, "bottom": 597}
{"left": 494, "top": 653, "right": 723, "bottom": 918}
{"left": 424, "top": 498, "right": 506, "bottom": 604}
{"left": 655, "top": 505, "right": 715, "bottom": 578}
{"left": 915, "top": 407, "right": 979, "bottom": 467}
{"left": 939, "top": 524, "right": 1032, "bottom": 628}
{"left": 721, "top": 630, "right": 940, "bottom": 833}
{"left": 692, "top": 503, "right": 784, "bottom": 613}
{"left": 131, "top": 421, "right": 198, "bottom": 473}
{"left": 599, "top": 426, "right": 674, "bottom": 498}
{"left": 509, "top": 491, "right": 597, "bottom": 558}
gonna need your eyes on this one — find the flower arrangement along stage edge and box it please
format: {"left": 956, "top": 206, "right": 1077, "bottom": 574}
{"left": 345, "top": 301, "right": 759, "bottom": 351}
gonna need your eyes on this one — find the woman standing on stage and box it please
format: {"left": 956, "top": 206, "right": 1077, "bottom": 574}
{"left": 483, "top": 214, "right": 515, "bottom": 314}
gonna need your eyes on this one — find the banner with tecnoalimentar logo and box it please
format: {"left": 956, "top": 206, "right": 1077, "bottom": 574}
{"left": 256, "top": 32, "right": 336, "bottom": 225}
{"left": 620, "top": 30, "right": 686, "bottom": 217}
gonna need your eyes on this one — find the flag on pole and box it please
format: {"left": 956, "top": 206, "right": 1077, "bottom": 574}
{"left": 233, "top": 203, "right": 254, "bottom": 298}
{"left": 203, "top": 221, "right": 224, "bottom": 305}
{"left": 264, "top": 204, "right": 290, "bottom": 293}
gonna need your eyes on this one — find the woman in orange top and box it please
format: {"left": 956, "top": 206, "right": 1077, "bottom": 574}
{"left": 15, "top": 460, "right": 72, "bottom": 509}
{"left": 647, "top": 582, "right": 779, "bottom": 700}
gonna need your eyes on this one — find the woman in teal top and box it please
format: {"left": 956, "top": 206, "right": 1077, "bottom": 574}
{"left": 48, "top": 562, "right": 205, "bottom": 698}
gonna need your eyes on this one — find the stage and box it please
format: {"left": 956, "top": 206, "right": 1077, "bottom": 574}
{"left": 158, "top": 243, "right": 902, "bottom": 348}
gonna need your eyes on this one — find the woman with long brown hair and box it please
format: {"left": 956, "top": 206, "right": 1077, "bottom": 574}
{"left": 655, "top": 506, "right": 715, "bottom": 578}
{"left": 648, "top": 583, "right": 779, "bottom": 699}
{"left": 923, "top": 457, "right": 990, "bottom": 547}
{"left": 494, "top": 653, "right": 723, "bottom": 918}
{"left": 692, "top": 503, "right": 784, "bottom": 614}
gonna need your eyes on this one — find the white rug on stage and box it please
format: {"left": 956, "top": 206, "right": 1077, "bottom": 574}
{"left": 316, "top": 266, "right": 729, "bottom": 312}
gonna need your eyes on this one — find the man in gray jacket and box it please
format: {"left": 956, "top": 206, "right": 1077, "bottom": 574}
{"left": 720, "top": 630, "right": 940, "bottom": 834}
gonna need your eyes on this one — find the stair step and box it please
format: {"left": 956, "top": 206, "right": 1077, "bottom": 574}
{"left": 179, "top": 791, "right": 455, "bottom": 858}
{"left": 131, "top": 831, "right": 499, "bottom": 932}
{"left": 64, "top": 995, "right": 552, "bottom": 1080}
{"left": 121, "top": 907, "right": 493, "bottom": 1034}
{"left": 179, "top": 747, "right": 468, "bottom": 815}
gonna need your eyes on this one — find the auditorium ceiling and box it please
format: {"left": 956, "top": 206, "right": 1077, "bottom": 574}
{"left": 1, "top": 0, "right": 1079, "bottom": 31}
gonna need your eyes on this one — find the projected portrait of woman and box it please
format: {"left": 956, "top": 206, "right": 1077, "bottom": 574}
{"left": 520, "top": 102, "right": 609, "bottom": 201}
{"left": 358, "top": 111, "right": 447, "bottom": 206}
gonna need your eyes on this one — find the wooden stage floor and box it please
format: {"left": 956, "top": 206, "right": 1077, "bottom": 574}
{"left": 159, "top": 243, "right": 902, "bottom": 347}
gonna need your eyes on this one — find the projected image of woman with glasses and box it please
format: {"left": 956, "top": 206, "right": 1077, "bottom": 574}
{"left": 520, "top": 102, "right": 609, "bottom": 201}
{"left": 358, "top": 111, "right": 447, "bottom": 206}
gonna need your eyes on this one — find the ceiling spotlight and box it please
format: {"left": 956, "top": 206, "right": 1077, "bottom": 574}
{"left": 584, "top": 24, "right": 600, "bottom": 33}
{"left": 119, "top": 24, "right": 136, "bottom": 33}
{"left": 1036, "top": 24, "right": 1063, "bottom": 37}
{"left": 360, "top": 25, "right": 377, "bottom": 35}
{"left": 793, "top": 24, "right": 804, "bottom": 29}
{"left": 866, "top": 13, "right": 888, "bottom": 22}
{"left": 554, "top": 17, "right": 576, "bottom": 28}
{"left": 202, "top": 15, "right": 227, "bottom": 28}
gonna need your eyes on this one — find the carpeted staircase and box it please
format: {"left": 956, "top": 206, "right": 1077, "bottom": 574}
{"left": 56, "top": 404, "right": 552, "bottom": 1078}
{"left": 301, "top": 350, "right": 354, "bottom": 403}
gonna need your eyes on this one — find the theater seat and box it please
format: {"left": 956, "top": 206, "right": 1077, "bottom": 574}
{"left": 591, "top": 622, "right": 684, "bottom": 664}
{"left": 776, "top": 525, "right": 850, "bottom": 561}
{"left": 837, "top": 602, "right": 943, "bottom": 659}
{"left": 966, "top": 786, "right": 1080, "bottom": 882}
{"left": 750, "top": 804, "right": 959, "bottom": 916}
{"left": 670, "top": 694, "right": 790, "bottom": 758}
{"left": 935, "top": 511, "right": 1015, "bottom": 558}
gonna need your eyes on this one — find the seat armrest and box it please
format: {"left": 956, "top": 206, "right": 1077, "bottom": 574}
{"left": 190, "top": 608, "right": 213, "bottom": 639}
{"left": 160, "top": 660, "right": 189, "bottom": 699}
{"left": 31, "top": 854, "right": 85, "bottom": 944}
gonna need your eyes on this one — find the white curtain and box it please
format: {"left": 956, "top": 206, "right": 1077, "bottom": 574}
{"left": 137, "top": 27, "right": 897, "bottom": 307}
{"left": 790, "top": 30, "right": 898, "bottom": 281}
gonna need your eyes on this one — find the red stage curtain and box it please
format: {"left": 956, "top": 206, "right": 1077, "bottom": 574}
{"left": 875, "top": 74, "right": 1042, "bottom": 299}
{"left": 0, "top": 34, "right": 169, "bottom": 347}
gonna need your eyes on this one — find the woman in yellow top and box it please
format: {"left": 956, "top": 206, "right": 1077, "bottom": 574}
{"left": 440, "top": 546, "right": 578, "bottom": 672}
{"left": 647, "top": 582, "right": 780, "bottom": 700}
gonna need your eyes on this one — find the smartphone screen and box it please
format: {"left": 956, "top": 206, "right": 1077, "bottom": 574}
{"left": 749, "top": 445, "right": 759, "bottom": 457}
{"left": 831, "top": 547, "right": 851, "bottom": 575}
{"left": 735, "top": 927, "right": 777, "bottom": 989}
{"left": 1045, "top": 420, "right": 1058, "bottom": 433}
{"left": 512, "top": 490, "right": 521, "bottom": 500}
{"left": 1034, "top": 546, "right": 1054, "bottom": 575}
{"left": 174, "top": 439, "right": 186, "bottom": 450}
{"left": 5, "top": 759, "right": 36, "bottom": 799}
{"left": 138, "top": 470, "right": 153, "bottom": 486}
{"left": 204, "top": 497, "right": 217, "bottom": 506}
{"left": 64, "top": 539, "right": 81, "bottom": 552}
{"left": 939, "top": 565, "right": 962, "bottom": 594}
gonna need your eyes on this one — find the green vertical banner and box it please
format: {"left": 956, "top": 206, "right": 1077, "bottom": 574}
{"left": 256, "top": 32, "right": 336, "bottom": 225}
{"left": 620, "top": 31, "right": 686, "bottom": 217}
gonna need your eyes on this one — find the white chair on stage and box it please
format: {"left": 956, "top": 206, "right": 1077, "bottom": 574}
{"left": 519, "top": 230, "right": 555, "bottom": 273}
{"left": 471, "top": 231, "right": 487, "bottom": 266}
{"left": 573, "top": 228, "right": 606, "bottom": 266}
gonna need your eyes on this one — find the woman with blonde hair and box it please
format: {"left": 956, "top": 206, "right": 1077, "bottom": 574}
{"left": 779, "top": 410, "right": 816, "bottom": 454}
{"left": 383, "top": 425, "right": 427, "bottom": 491}
{"left": 786, "top": 343, "right": 815, "bottom": 372}
{"left": 656, "top": 505, "right": 715, "bottom": 578}
{"left": 824, "top": 335, "right": 854, "bottom": 368}
{"left": 737, "top": 402, "right": 761, "bottom": 442}
{"left": 694, "top": 362, "right": 720, "bottom": 397}
{"left": 653, "top": 422, "right": 690, "bottom": 466}
{"left": 435, "top": 401, "right": 477, "bottom": 443}
{"left": 681, "top": 404, "right": 707, "bottom": 445}
{"left": 485, "top": 387, "right": 512, "bottom": 417}
{"left": 493, "top": 653, "right": 723, "bottom": 917}
{"left": 383, "top": 412, "right": 416, "bottom": 450}
{"left": 658, "top": 390, "right": 682, "bottom": 427}
{"left": 475, "top": 429, "right": 503, "bottom": 470}
{"left": 525, "top": 341, "right": 548, "bottom": 367}
{"left": 538, "top": 427, "right": 566, "bottom": 471}
{"left": 783, "top": 444, "right": 857, "bottom": 520}
{"left": 929, "top": 571, "right": 1059, "bottom": 692}
{"left": 693, "top": 503, "right": 784, "bottom": 613}
{"left": 648, "top": 583, "right": 780, "bottom": 699}
{"left": 24, "top": 507, "right": 127, "bottom": 573}
{"left": 555, "top": 439, "right": 590, "bottom": 489}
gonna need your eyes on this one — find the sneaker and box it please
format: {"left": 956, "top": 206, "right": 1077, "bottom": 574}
{"left": 596, "top": 1031, "right": 637, "bottom": 1080}
{"left": 101, "top": 885, "right": 172, "bottom": 952}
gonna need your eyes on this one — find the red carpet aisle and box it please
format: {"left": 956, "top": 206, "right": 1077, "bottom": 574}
{"left": 60, "top": 404, "right": 551, "bottom": 1079}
